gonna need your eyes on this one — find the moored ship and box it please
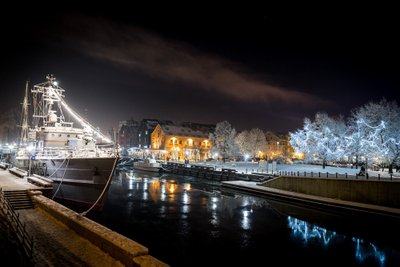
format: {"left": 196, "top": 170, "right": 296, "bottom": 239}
{"left": 15, "top": 75, "right": 118, "bottom": 210}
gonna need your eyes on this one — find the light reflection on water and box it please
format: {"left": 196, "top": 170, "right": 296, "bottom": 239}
{"left": 94, "top": 170, "right": 400, "bottom": 266}
{"left": 288, "top": 216, "right": 386, "bottom": 266}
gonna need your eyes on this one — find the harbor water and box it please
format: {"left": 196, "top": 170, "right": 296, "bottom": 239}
{"left": 88, "top": 169, "right": 400, "bottom": 266}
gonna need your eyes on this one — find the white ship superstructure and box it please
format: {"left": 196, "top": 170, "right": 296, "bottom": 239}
{"left": 15, "top": 75, "right": 118, "bottom": 210}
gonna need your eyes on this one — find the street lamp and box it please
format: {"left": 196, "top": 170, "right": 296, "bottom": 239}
{"left": 26, "top": 145, "right": 35, "bottom": 176}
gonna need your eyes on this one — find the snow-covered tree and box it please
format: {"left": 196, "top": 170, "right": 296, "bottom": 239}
{"left": 345, "top": 113, "right": 369, "bottom": 169}
{"left": 235, "top": 128, "right": 267, "bottom": 160}
{"left": 235, "top": 130, "right": 249, "bottom": 156}
{"left": 290, "top": 118, "right": 315, "bottom": 161}
{"left": 209, "top": 121, "right": 237, "bottom": 162}
{"left": 248, "top": 128, "right": 267, "bottom": 159}
{"left": 352, "top": 99, "right": 400, "bottom": 173}
{"left": 290, "top": 113, "right": 345, "bottom": 168}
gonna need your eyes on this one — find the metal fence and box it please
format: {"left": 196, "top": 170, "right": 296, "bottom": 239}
{"left": 276, "top": 170, "right": 397, "bottom": 181}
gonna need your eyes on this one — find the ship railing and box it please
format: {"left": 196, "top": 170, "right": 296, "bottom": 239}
{"left": 36, "top": 150, "right": 68, "bottom": 158}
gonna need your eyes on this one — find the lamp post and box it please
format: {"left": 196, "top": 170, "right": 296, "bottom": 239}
{"left": 277, "top": 141, "right": 280, "bottom": 156}
{"left": 26, "top": 145, "right": 35, "bottom": 176}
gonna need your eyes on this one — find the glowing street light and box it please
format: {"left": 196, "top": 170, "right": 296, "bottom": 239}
{"left": 26, "top": 145, "right": 35, "bottom": 176}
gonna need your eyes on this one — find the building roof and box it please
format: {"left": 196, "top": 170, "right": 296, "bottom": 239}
{"left": 159, "top": 122, "right": 215, "bottom": 138}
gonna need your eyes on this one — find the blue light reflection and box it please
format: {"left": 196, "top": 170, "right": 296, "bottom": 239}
{"left": 288, "top": 216, "right": 386, "bottom": 266}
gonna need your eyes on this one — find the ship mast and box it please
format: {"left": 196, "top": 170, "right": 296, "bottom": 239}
{"left": 19, "top": 81, "right": 30, "bottom": 146}
{"left": 32, "top": 74, "right": 113, "bottom": 144}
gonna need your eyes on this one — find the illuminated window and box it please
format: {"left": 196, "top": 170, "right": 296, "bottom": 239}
{"left": 187, "top": 139, "right": 193, "bottom": 146}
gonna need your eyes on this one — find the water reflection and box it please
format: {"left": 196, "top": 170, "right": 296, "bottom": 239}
{"left": 97, "top": 170, "right": 400, "bottom": 266}
{"left": 288, "top": 216, "right": 386, "bottom": 266}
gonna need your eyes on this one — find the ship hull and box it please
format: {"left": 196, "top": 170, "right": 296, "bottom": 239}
{"left": 15, "top": 157, "right": 117, "bottom": 210}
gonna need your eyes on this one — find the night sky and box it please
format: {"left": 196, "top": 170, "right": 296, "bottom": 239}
{"left": 1, "top": 7, "right": 399, "bottom": 134}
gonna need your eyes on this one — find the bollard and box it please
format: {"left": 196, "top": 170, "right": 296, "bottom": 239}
{"left": 318, "top": 172, "right": 320, "bottom": 177}
{"left": 304, "top": 171, "right": 306, "bottom": 177}
{"left": 297, "top": 171, "right": 299, "bottom": 176}
{"left": 311, "top": 172, "right": 313, "bottom": 177}
{"left": 326, "top": 172, "right": 328, "bottom": 178}
{"left": 345, "top": 173, "right": 347, "bottom": 179}
{"left": 378, "top": 174, "right": 380, "bottom": 180}
{"left": 335, "top": 172, "right": 338, "bottom": 178}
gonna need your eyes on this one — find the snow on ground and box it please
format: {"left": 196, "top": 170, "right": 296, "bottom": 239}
{"left": 192, "top": 161, "right": 400, "bottom": 179}
{"left": 18, "top": 209, "right": 124, "bottom": 266}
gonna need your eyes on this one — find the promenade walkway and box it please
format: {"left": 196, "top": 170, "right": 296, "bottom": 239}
{"left": 0, "top": 169, "right": 42, "bottom": 191}
{"left": 0, "top": 169, "right": 168, "bottom": 266}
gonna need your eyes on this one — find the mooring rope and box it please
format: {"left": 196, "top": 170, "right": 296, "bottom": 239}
{"left": 47, "top": 155, "right": 69, "bottom": 178}
{"left": 80, "top": 156, "right": 118, "bottom": 216}
{"left": 52, "top": 155, "right": 71, "bottom": 199}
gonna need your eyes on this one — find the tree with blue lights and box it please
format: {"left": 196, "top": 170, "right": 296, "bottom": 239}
{"left": 291, "top": 99, "right": 400, "bottom": 173}
{"left": 290, "top": 113, "right": 346, "bottom": 168}
{"left": 352, "top": 99, "right": 400, "bottom": 173}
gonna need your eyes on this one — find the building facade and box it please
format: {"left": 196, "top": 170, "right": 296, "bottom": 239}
{"left": 137, "top": 119, "right": 165, "bottom": 149}
{"left": 118, "top": 118, "right": 139, "bottom": 149}
{"left": 265, "top": 131, "right": 294, "bottom": 160}
{"left": 151, "top": 122, "right": 214, "bottom": 161}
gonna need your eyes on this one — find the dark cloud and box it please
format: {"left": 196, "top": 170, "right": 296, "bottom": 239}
{"left": 61, "top": 16, "right": 331, "bottom": 107}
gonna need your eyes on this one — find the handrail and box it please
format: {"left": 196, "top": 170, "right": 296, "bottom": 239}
{"left": 0, "top": 188, "right": 34, "bottom": 259}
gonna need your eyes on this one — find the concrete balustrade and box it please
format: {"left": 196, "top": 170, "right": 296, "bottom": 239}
{"left": 31, "top": 193, "right": 168, "bottom": 267}
{"left": 263, "top": 176, "right": 400, "bottom": 208}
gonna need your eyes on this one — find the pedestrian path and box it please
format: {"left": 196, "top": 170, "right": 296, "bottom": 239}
{"left": 0, "top": 169, "right": 45, "bottom": 191}
{"left": 1, "top": 169, "right": 168, "bottom": 266}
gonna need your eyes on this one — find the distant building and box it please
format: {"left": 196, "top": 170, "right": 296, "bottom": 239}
{"left": 137, "top": 119, "right": 175, "bottom": 149}
{"left": 151, "top": 122, "right": 215, "bottom": 161}
{"left": 265, "top": 131, "right": 293, "bottom": 160}
{"left": 118, "top": 118, "right": 139, "bottom": 149}
{"left": 137, "top": 119, "right": 159, "bottom": 149}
